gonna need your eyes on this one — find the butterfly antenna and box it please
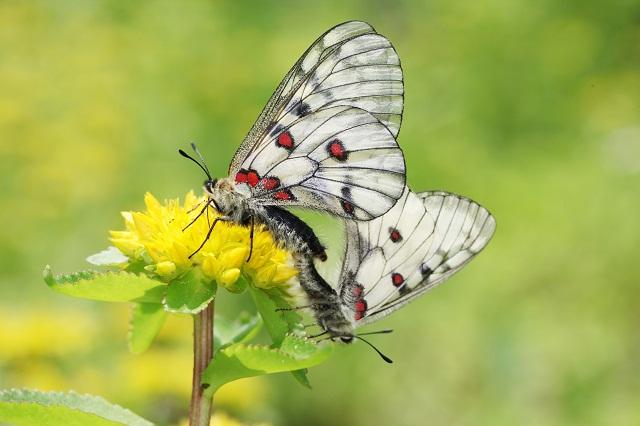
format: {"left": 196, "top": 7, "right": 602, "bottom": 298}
{"left": 178, "top": 147, "right": 212, "bottom": 180}
{"left": 190, "top": 143, "right": 212, "bottom": 177}
{"left": 354, "top": 335, "right": 393, "bottom": 364}
{"left": 357, "top": 329, "right": 393, "bottom": 337}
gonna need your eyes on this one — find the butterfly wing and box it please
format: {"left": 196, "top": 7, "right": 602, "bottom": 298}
{"left": 233, "top": 106, "right": 405, "bottom": 220}
{"left": 228, "top": 21, "right": 405, "bottom": 219}
{"left": 230, "top": 21, "right": 403, "bottom": 174}
{"left": 338, "top": 188, "right": 496, "bottom": 324}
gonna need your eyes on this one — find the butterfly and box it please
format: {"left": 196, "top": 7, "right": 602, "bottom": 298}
{"left": 180, "top": 21, "right": 406, "bottom": 260}
{"left": 294, "top": 187, "right": 496, "bottom": 361}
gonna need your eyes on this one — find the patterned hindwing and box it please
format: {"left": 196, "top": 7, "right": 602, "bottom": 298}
{"left": 337, "top": 188, "right": 496, "bottom": 324}
{"left": 233, "top": 106, "right": 405, "bottom": 220}
{"left": 229, "top": 20, "right": 404, "bottom": 176}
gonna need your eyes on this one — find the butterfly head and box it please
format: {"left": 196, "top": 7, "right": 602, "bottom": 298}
{"left": 203, "top": 178, "right": 218, "bottom": 195}
{"left": 320, "top": 311, "right": 355, "bottom": 343}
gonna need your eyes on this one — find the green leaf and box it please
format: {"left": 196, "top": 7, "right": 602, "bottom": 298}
{"left": 86, "top": 246, "right": 128, "bottom": 266}
{"left": 162, "top": 269, "right": 215, "bottom": 314}
{"left": 290, "top": 367, "right": 312, "bottom": 388}
{"left": 202, "top": 334, "right": 333, "bottom": 395}
{"left": 213, "top": 312, "right": 262, "bottom": 350}
{"left": 248, "top": 286, "right": 310, "bottom": 387}
{"left": 0, "top": 389, "right": 154, "bottom": 426}
{"left": 248, "top": 286, "right": 302, "bottom": 346}
{"left": 128, "top": 303, "right": 168, "bottom": 354}
{"left": 44, "top": 266, "right": 166, "bottom": 303}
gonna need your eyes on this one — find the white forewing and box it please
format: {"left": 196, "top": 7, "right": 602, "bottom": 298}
{"left": 354, "top": 248, "right": 386, "bottom": 290}
{"left": 338, "top": 188, "right": 496, "bottom": 325}
{"left": 234, "top": 106, "right": 405, "bottom": 220}
{"left": 228, "top": 21, "right": 405, "bottom": 217}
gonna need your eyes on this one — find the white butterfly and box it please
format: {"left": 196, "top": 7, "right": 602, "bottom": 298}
{"left": 182, "top": 21, "right": 406, "bottom": 260}
{"left": 295, "top": 187, "right": 496, "bottom": 357}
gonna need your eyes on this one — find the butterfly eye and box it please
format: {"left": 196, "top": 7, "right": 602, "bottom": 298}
{"left": 340, "top": 336, "right": 354, "bottom": 344}
{"left": 203, "top": 179, "right": 217, "bottom": 193}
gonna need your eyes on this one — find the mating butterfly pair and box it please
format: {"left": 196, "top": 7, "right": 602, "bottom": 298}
{"left": 181, "top": 21, "right": 495, "bottom": 358}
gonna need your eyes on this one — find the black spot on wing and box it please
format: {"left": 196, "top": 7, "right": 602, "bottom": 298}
{"left": 421, "top": 264, "right": 433, "bottom": 277}
{"left": 398, "top": 285, "right": 411, "bottom": 296}
{"left": 269, "top": 123, "right": 285, "bottom": 137}
{"left": 340, "top": 186, "right": 355, "bottom": 216}
{"left": 341, "top": 186, "right": 352, "bottom": 199}
{"left": 293, "top": 101, "right": 311, "bottom": 117}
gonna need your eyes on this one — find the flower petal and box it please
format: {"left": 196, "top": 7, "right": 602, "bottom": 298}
{"left": 219, "top": 268, "right": 241, "bottom": 288}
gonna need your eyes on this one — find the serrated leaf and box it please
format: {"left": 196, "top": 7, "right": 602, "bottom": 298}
{"left": 214, "top": 312, "right": 262, "bottom": 350}
{"left": 248, "top": 286, "right": 302, "bottom": 346}
{"left": 248, "top": 286, "right": 310, "bottom": 387}
{"left": 0, "top": 389, "right": 154, "bottom": 426}
{"left": 202, "top": 334, "right": 333, "bottom": 395}
{"left": 44, "top": 266, "right": 166, "bottom": 303}
{"left": 128, "top": 303, "right": 167, "bottom": 354}
{"left": 86, "top": 247, "right": 129, "bottom": 266}
{"left": 162, "top": 270, "right": 215, "bottom": 314}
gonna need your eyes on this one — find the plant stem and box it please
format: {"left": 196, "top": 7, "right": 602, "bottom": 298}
{"left": 189, "top": 302, "right": 214, "bottom": 426}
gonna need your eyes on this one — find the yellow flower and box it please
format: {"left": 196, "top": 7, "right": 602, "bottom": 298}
{"left": 110, "top": 191, "right": 298, "bottom": 292}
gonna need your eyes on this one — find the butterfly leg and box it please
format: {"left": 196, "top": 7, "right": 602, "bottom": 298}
{"left": 188, "top": 215, "right": 231, "bottom": 258}
{"left": 186, "top": 199, "right": 205, "bottom": 214}
{"left": 246, "top": 215, "right": 255, "bottom": 262}
{"left": 275, "top": 303, "right": 320, "bottom": 312}
{"left": 275, "top": 304, "right": 312, "bottom": 312}
{"left": 276, "top": 302, "right": 338, "bottom": 312}
{"left": 183, "top": 199, "right": 213, "bottom": 232}
{"left": 307, "top": 330, "right": 329, "bottom": 339}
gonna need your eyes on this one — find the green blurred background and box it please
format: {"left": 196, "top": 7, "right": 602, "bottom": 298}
{"left": 1, "top": 1, "right": 639, "bottom": 425}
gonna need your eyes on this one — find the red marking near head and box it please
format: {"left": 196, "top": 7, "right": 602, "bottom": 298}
{"left": 352, "top": 284, "right": 363, "bottom": 298}
{"left": 355, "top": 299, "right": 367, "bottom": 314}
{"left": 391, "top": 273, "right": 404, "bottom": 287}
{"left": 389, "top": 228, "right": 402, "bottom": 243}
{"left": 260, "top": 176, "right": 281, "bottom": 191}
{"left": 327, "top": 139, "right": 348, "bottom": 161}
{"left": 273, "top": 189, "right": 294, "bottom": 201}
{"left": 246, "top": 170, "right": 260, "bottom": 187}
{"left": 355, "top": 311, "right": 364, "bottom": 321}
{"left": 235, "top": 169, "right": 248, "bottom": 184}
{"left": 277, "top": 131, "right": 294, "bottom": 150}
{"left": 341, "top": 200, "right": 354, "bottom": 215}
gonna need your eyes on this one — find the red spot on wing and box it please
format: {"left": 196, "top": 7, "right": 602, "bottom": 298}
{"left": 276, "top": 131, "right": 294, "bottom": 150}
{"left": 341, "top": 200, "right": 355, "bottom": 215}
{"left": 327, "top": 139, "right": 348, "bottom": 161}
{"left": 273, "top": 189, "right": 295, "bottom": 201}
{"left": 352, "top": 284, "right": 364, "bottom": 298}
{"left": 389, "top": 228, "right": 402, "bottom": 243}
{"left": 260, "top": 176, "right": 281, "bottom": 191}
{"left": 235, "top": 169, "right": 248, "bottom": 184}
{"left": 246, "top": 170, "right": 260, "bottom": 187}
{"left": 391, "top": 272, "right": 404, "bottom": 287}
{"left": 354, "top": 299, "right": 367, "bottom": 321}
{"left": 353, "top": 286, "right": 367, "bottom": 321}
